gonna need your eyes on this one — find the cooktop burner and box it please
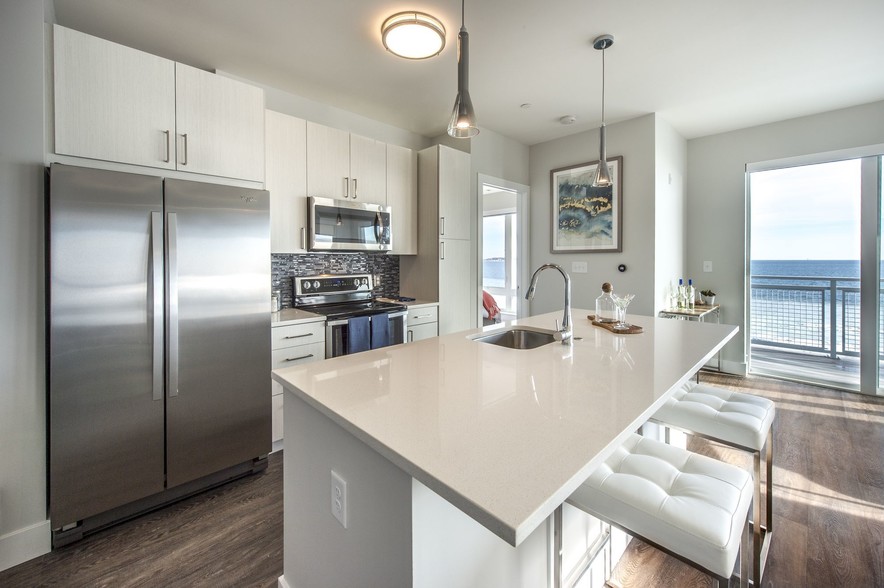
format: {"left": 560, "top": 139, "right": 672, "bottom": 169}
{"left": 298, "top": 300, "right": 407, "bottom": 321}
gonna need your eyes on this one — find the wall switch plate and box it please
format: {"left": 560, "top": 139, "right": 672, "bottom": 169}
{"left": 331, "top": 470, "right": 348, "bottom": 529}
{"left": 572, "top": 261, "right": 588, "bottom": 273}
{"left": 703, "top": 261, "right": 712, "bottom": 272}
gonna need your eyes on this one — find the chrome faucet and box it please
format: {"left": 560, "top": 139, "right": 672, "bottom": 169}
{"left": 525, "top": 263, "right": 572, "bottom": 344}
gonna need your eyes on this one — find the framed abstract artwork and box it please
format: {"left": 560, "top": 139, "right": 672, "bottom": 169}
{"left": 550, "top": 156, "right": 622, "bottom": 253}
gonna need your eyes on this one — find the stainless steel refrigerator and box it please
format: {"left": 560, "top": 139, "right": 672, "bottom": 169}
{"left": 47, "top": 164, "right": 271, "bottom": 546}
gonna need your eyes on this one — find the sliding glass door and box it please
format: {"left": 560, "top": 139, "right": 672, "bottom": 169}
{"left": 748, "top": 152, "right": 882, "bottom": 396}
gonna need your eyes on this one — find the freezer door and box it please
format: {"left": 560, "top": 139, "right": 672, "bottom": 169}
{"left": 48, "top": 164, "right": 166, "bottom": 528}
{"left": 164, "top": 178, "right": 271, "bottom": 487}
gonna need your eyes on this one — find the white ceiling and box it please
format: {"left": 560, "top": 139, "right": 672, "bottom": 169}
{"left": 52, "top": 0, "right": 884, "bottom": 146}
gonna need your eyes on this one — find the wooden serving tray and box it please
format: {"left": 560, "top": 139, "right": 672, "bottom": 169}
{"left": 586, "top": 315, "right": 644, "bottom": 334}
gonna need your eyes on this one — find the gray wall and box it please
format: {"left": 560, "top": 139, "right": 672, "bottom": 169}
{"left": 654, "top": 116, "right": 687, "bottom": 312}
{"left": 686, "top": 99, "right": 884, "bottom": 373}
{"left": 527, "top": 114, "right": 657, "bottom": 317}
{"left": 0, "top": 0, "right": 50, "bottom": 569}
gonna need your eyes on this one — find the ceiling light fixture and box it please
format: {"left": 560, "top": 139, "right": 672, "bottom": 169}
{"left": 591, "top": 34, "right": 614, "bottom": 187}
{"left": 381, "top": 11, "right": 446, "bottom": 59}
{"left": 447, "top": 0, "right": 478, "bottom": 138}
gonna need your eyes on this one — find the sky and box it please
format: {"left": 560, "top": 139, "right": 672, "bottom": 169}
{"left": 483, "top": 215, "right": 506, "bottom": 258}
{"left": 750, "top": 159, "right": 862, "bottom": 260}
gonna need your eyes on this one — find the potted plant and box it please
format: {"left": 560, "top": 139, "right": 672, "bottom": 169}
{"left": 700, "top": 289, "right": 716, "bottom": 305}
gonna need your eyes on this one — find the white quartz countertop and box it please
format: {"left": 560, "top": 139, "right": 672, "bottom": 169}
{"left": 271, "top": 308, "right": 325, "bottom": 326}
{"left": 272, "top": 310, "right": 738, "bottom": 546}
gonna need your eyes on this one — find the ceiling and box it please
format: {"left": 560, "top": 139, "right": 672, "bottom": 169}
{"left": 52, "top": 0, "right": 884, "bottom": 146}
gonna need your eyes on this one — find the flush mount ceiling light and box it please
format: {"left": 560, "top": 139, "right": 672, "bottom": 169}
{"left": 381, "top": 11, "right": 446, "bottom": 59}
{"left": 447, "top": 0, "right": 478, "bottom": 138}
{"left": 591, "top": 33, "right": 614, "bottom": 187}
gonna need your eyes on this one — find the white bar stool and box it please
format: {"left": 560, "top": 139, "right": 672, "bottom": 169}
{"left": 565, "top": 433, "right": 754, "bottom": 587}
{"left": 649, "top": 380, "right": 775, "bottom": 582}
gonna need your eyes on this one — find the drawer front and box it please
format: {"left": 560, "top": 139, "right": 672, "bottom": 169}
{"left": 407, "top": 306, "right": 438, "bottom": 326}
{"left": 272, "top": 321, "right": 325, "bottom": 349}
{"left": 407, "top": 321, "right": 438, "bottom": 342}
{"left": 272, "top": 341, "right": 326, "bottom": 368}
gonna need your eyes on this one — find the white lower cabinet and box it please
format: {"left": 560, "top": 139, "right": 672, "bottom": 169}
{"left": 406, "top": 304, "right": 439, "bottom": 342}
{"left": 271, "top": 319, "right": 325, "bottom": 448}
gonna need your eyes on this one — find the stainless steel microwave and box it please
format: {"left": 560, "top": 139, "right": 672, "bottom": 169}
{"left": 308, "top": 196, "right": 392, "bottom": 252}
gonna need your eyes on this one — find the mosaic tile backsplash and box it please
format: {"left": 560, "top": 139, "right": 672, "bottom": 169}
{"left": 271, "top": 253, "right": 400, "bottom": 308}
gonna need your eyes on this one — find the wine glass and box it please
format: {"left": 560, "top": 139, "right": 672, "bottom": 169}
{"left": 612, "top": 294, "right": 635, "bottom": 331}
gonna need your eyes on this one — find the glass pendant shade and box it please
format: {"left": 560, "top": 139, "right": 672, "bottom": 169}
{"left": 381, "top": 12, "right": 445, "bottom": 59}
{"left": 447, "top": 23, "right": 479, "bottom": 138}
{"left": 592, "top": 124, "right": 612, "bottom": 187}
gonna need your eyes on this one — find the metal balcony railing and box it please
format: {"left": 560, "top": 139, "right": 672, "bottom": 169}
{"left": 749, "top": 275, "right": 879, "bottom": 359}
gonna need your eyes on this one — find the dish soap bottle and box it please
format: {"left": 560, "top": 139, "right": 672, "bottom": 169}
{"left": 595, "top": 282, "right": 618, "bottom": 323}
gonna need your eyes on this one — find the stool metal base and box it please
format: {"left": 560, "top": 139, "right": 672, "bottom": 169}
{"left": 648, "top": 419, "right": 774, "bottom": 584}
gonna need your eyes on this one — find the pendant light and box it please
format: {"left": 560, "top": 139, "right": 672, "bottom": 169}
{"left": 591, "top": 34, "right": 614, "bottom": 187}
{"left": 447, "top": 0, "right": 479, "bottom": 138}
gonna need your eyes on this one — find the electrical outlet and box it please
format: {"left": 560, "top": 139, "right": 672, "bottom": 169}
{"left": 572, "top": 261, "right": 588, "bottom": 273}
{"left": 703, "top": 261, "right": 712, "bottom": 273}
{"left": 331, "top": 470, "right": 348, "bottom": 529}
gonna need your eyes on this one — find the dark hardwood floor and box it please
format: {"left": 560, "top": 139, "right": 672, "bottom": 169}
{"left": 0, "top": 454, "right": 283, "bottom": 588}
{"left": 2, "top": 373, "right": 881, "bottom": 587}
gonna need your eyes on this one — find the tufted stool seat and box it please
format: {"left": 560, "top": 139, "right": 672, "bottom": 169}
{"left": 649, "top": 380, "right": 775, "bottom": 581}
{"left": 568, "top": 433, "right": 753, "bottom": 587}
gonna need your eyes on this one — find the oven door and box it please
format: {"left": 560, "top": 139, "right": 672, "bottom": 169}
{"left": 326, "top": 311, "right": 407, "bottom": 358}
{"left": 309, "top": 196, "right": 391, "bottom": 252}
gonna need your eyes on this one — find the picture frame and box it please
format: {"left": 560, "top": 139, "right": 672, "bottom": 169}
{"left": 550, "top": 156, "right": 623, "bottom": 253}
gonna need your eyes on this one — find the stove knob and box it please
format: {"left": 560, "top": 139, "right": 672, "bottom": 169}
{"left": 313, "top": 281, "right": 321, "bottom": 289}
{"left": 303, "top": 281, "right": 311, "bottom": 290}
{"left": 362, "top": 278, "right": 369, "bottom": 285}
{"left": 354, "top": 278, "right": 361, "bottom": 287}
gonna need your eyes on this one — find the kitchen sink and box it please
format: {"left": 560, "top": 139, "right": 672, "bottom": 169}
{"left": 472, "top": 327, "right": 558, "bottom": 350}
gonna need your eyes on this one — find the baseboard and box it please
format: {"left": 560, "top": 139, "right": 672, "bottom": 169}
{"left": 0, "top": 519, "right": 51, "bottom": 572}
{"left": 277, "top": 575, "right": 292, "bottom": 588}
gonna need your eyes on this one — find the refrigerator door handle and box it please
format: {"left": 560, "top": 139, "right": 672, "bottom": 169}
{"left": 167, "top": 212, "right": 179, "bottom": 397}
{"left": 151, "top": 211, "right": 164, "bottom": 401}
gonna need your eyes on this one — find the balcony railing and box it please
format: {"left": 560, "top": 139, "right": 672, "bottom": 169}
{"left": 749, "top": 275, "right": 878, "bottom": 359}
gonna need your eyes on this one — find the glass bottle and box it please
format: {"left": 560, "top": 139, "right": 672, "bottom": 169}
{"left": 688, "top": 279, "right": 695, "bottom": 310}
{"left": 595, "top": 282, "right": 618, "bottom": 323}
{"left": 677, "top": 278, "right": 685, "bottom": 309}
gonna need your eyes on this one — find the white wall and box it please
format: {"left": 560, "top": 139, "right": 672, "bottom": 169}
{"left": 0, "top": 0, "right": 51, "bottom": 570}
{"left": 653, "top": 116, "right": 687, "bottom": 312}
{"left": 686, "top": 99, "right": 884, "bottom": 373}
{"left": 527, "top": 114, "right": 658, "bottom": 318}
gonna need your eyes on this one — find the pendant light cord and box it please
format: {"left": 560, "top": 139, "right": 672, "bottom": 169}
{"left": 601, "top": 46, "right": 606, "bottom": 125}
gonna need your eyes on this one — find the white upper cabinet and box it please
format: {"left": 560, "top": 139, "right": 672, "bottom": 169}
{"left": 265, "top": 110, "right": 308, "bottom": 253}
{"left": 306, "top": 122, "right": 350, "bottom": 199}
{"left": 53, "top": 25, "right": 265, "bottom": 182}
{"left": 175, "top": 63, "right": 265, "bottom": 182}
{"left": 386, "top": 143, "right": 417, "bottom": 255}
{"left": 306, "top": 122, "right": 387, "bottom": 204}
{"left": 437, "top": 145, "right": 471, "bottom": 240}
{"left": 53, "top": 25, "right": 176, "bottom": 170}
{"left": 349, "top": 133, "right": 387, "bottom": 203}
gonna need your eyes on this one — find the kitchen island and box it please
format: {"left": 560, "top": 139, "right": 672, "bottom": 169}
{"left": 272, "top": 310, "right": 738, "bottom": 588}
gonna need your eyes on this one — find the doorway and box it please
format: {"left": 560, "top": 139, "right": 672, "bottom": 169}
{"left": 747, "top": 151, "right": 883, "bottom": 395}
{"left": 478, "top": 174, "right": 529, "bottom": 324}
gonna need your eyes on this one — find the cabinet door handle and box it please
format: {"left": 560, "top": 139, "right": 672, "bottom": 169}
{"left": 440, "top": 241, "right": 445, "bottom": 260}
{"left": 162, "top": 130, "right": 171, "bottom": 163}
{"left": 283, "top": 333, "right": 313, "bottom": 339}
{"left": 439, "top": 217, "right": 445, "bottom": 235}
{"left": 180, "top": 133, "right": 188, "bottom": 166}
{"left": 344, "top": 177, "right": 349, "bottom": 198}
{"left": 300, "top": 227, "right": 306, "bottom": 250}
{"left": 352, "top": 178, "right": 357, "bottom": 199}
{"left": 407, "top": 330, "right": 413, "bottom": 342}
{"left": 413, "top": 314, "right": 432, "bottom": 319}
{"left": 285, "top": 353, "right": 314, "bottom": 362}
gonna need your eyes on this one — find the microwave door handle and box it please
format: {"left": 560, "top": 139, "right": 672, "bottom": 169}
{"left": 374, "top": 212, "right": 382, "bottom": 243}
